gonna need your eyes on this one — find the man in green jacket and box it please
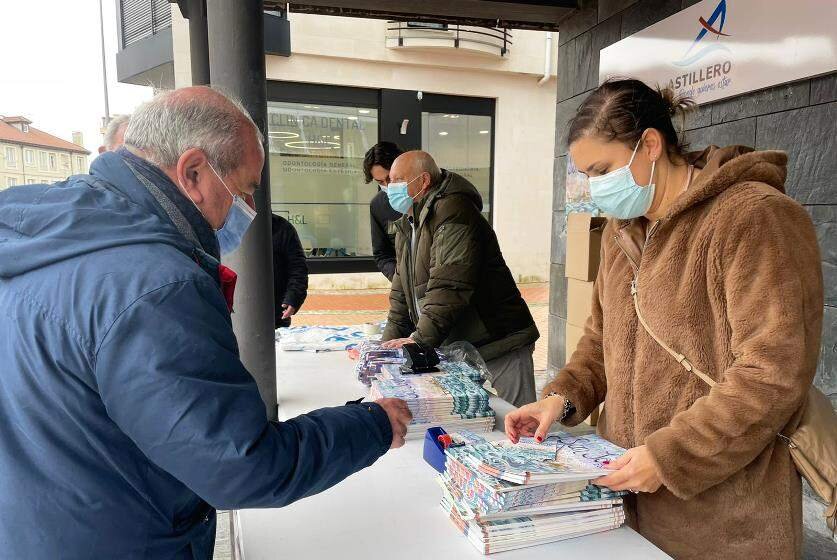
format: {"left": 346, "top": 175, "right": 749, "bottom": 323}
{"left": 381, "top": 151, "right": 539, "bottom": 407}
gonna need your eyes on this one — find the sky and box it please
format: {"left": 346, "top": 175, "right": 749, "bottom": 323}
{"left": 0, "top": 0, "right": 154, "bottom": 155}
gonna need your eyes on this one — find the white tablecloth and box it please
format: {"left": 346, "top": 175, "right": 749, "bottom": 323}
{"left": 232, "top": 350, "right": 671, "bottom": 559}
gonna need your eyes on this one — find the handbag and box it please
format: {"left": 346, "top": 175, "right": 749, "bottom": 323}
{"left": 630, "top": 278, "right": 837, "bottom": 533}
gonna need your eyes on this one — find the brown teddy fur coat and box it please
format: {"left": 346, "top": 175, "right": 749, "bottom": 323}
{"left": 543, "top": 146, "right": 823, "bottom": 559}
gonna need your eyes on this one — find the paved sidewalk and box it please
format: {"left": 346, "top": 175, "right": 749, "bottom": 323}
{"left": 293, "top": 282, "right": 550, "bottom": 374}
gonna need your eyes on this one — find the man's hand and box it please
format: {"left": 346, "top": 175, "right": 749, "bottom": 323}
{"left": 381, "top": 338, "right": 413, "bottom": 349}
{"left": 375, "top": 398, "right": 413, "bottom": 449}
{"left": 281, "top": 304, "right": 297, "bottom": 320}
{"left": 595, "top": 445, "right": 662, "bottom": 494}
{"left": 504, "top": 396, "right": 565, "bottom": 444}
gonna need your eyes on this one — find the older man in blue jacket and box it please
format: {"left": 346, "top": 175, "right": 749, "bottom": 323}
{"left": 0, "top": 87, "right": 411, "bottom": 559}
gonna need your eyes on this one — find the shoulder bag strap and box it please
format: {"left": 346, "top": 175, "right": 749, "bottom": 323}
{"left": 630, "top": 278, "right": 717, "bottom": 387}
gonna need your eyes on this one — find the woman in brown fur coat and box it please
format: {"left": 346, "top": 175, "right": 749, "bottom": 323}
{"left": 505, "top": 79, "right": 823, "bottom": 559}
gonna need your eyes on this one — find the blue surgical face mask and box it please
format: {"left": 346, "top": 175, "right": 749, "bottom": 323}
{"left": 181, "top": 162, "right": 257, "bottom": 256}
{"left": 588, "top": 136, "right": 656, "bottom": 220}
{"left": 386, "top": 175, "right": 424, "bottom": 214}
{"left": 208, "top": 162, "right": 257, "bottom": 256}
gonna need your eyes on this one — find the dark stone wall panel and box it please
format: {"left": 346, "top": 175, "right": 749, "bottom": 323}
{"left": 711, "top": 81, "right": 811, "bottom": 124}
{"left": 549, "top": 263, "right": 568, "bottom": 319}
{"left": 756, "top": 103, "right": 837, "bottom": 205}
{"left": 682, "top": 118, "right": 757, "bottom": 152}
{"left": 807, "top": 206, "right": 837, "bottom": 308}
{"left": 811, "top": 72, "right": 837, "bottom": 105}
{"left": 620, "top": 0, "right": 682, "bottom": 38}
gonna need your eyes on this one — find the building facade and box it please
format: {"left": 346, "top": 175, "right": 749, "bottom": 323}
{"left": 166, "top": 8, "right": 558, "bottom": 289}
{"left": 0, "top": 116, "right": 90, "bottom": 190}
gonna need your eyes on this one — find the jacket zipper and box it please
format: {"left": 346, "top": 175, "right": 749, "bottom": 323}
{"left": 613, "top": 220, "right": 662, "bottom": 277}
{"left": 612, "top": 220, "right": 662, "bottom": 450}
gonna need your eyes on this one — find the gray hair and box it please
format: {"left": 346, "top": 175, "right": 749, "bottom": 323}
{"left": 410, "top": 151, "right": 442, "bottom": 186}
{"left": 103, "top": 115, "right": 130, "bottom": 150}
{"left": 124, "top": 86, "right": 263, "bottom": 175}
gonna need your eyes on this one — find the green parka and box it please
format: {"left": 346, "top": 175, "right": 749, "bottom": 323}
{"left": 382, "top": 170, "right": 539, "bottom": 361}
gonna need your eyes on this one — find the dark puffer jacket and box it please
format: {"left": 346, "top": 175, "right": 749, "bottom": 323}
{"left": 382, "top": 170, "right": 538, "bottom": 361}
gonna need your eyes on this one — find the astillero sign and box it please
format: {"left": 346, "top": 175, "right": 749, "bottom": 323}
{"left": 599, "top": 0, "right": 837, "bottom": 105}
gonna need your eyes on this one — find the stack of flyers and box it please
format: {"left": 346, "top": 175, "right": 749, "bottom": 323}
{"left": 276, "top": 325, "right": 367, "bottom": 352}
{"left": 437, "top": 361, "right": 485, "bottom": 384}
{"left": 368, "top": 373, "right": 495, "bottom": 438}
{"left": 353, "top": 341, "right": 406, "bottom": 386}
{"left": 437, "top": 431, "right": 626, "bottom": 554}
{"left": 448, "top": 432, "right": 623, "bottom": 484}
{"left": 444, "top": 454, "right": 589, "bottom": 513}
{"left": 440, "top": 491, "right": 625, "bottom": 555}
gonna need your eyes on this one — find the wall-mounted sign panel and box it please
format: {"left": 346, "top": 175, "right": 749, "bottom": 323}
{"left": 599, "top": 0, "right": 837, "bottom": 105}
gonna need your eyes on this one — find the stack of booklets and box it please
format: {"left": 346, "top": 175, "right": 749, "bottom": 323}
{"left": 353, "top": 341, "right": 406, "bottom": 386}
{"left": 438, "top": 432, "right": 627, "bottom": 554}
{"left": 368, "top": 369, "right": 495, "bottom": 438}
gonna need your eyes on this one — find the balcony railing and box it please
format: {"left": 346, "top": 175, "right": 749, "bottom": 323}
{"left": 385, "top": 21, "right": 512, "bottom": 57}
{"left": 119, "top": 0, "right": 172, "bottom": 49}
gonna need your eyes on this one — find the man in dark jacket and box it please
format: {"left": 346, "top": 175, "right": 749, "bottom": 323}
{"left": 363, "top": 141, "right": 404, "bottom": 280}
{"left": 271, "top": 213, "right": 308, "bottom": 328}
{"left": 0, "top": 86, "right": 411, "bottom": 560}
{"left": 380, "top": 151, "right": 539, "bottom": 407}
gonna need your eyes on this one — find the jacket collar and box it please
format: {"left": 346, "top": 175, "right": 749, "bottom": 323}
{"left": 91, "top": 149, "right": 220, "bottom": 260}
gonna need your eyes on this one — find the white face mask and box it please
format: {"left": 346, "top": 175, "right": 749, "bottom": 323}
{"left": 587, "top": 135, "right": 656, "bottom": 219}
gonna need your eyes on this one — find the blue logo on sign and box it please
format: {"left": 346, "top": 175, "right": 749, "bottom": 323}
{"left": 673, "top": 0, "right": 732, "bottom": 67}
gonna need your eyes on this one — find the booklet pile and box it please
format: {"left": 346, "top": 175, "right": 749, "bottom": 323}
{"left": 353, "top": 340, "right": 407, "bottom": 386}
{"left": 437, "top": 431, "right": 627, "bottom": 554}
{"left": 363, "top": 348, "right": 495, "bottom": 438}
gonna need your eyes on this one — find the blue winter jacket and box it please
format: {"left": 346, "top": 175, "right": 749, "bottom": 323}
{"left": 0, "top": 151, "right": 392, "bottom": 559}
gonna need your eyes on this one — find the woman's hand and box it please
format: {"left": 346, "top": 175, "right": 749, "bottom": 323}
{"left": 595, "top": 445, "right": 662, "bottom": 494}
{"left": 504, "top": 396, "right": 565, "bottom": 444}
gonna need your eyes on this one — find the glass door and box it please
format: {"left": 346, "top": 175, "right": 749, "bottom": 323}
{"left": 421, "top": 112, "right": 493, "bottom": 220}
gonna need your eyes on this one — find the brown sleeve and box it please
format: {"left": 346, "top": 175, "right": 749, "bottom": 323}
{"left": 645, "top": 190, "right": 823, "bottom": 500}
{"left": 541, "top": 242, "right": 608, "bottom": 426}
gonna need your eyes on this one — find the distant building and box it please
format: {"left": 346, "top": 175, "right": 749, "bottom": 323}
{"left": 0, "top": 116, "right": 90, "bottom": 191}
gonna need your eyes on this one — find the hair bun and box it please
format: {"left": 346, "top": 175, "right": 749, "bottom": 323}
{"left": 657, "top": 86, "right": 695, "bottom": 117}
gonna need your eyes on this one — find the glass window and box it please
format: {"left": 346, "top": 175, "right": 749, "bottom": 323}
{"left": 26, "top": 178, "right": 36, "bottom": 185}
{"left": 267, "top": 101, "right": 379, "bottom": 258}
{"left": 60, "top": 154, "right": 70, "bottom": 170}
{"left": 5, "top": 147, "right": 16, "bottom": 168}
{"left": 6, "top": 177, "right": 18, "bottom": 187}
{"left": 39, "top": 151, "right": 48, "bottom": 170}
{"left": 48, "top": 153, "right": 57, "bottom": 171}
{"left": 24, "top": 149, "right": 34, "bottom": 165}
{"left": 421, "top": 112, "right": 492, "bottom": 221}
{"left": 76, "top": 156, "right": 84, "bottom": 170}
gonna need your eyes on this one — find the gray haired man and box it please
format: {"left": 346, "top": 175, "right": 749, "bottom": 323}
{"left": 98, "top": 113, "right": 130, "bottom": 153}
{"left": 0, "top": 86, "right": 411, "bottom": 559}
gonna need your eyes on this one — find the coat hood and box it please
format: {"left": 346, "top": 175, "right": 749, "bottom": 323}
{"left": 664, "top": 145, "right": 787, "bottom": 220}
{"left": 436, "top": 169, "right": 484, "bottom": 211}
{"left": 0, "top": 152, "right": 193, "bottom": 279}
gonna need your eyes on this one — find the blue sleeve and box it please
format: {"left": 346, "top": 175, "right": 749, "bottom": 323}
{"left": 93, "top": 278, "right": 392, "bottom": 510}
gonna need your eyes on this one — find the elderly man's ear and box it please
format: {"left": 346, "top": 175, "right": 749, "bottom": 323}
{"left": 175, "top": 148, "right": 211, "bottom": 204}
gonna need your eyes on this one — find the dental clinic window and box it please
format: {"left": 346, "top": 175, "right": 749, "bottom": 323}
{"left": 267, "top": 101, "right": 378, "bottom": 260}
